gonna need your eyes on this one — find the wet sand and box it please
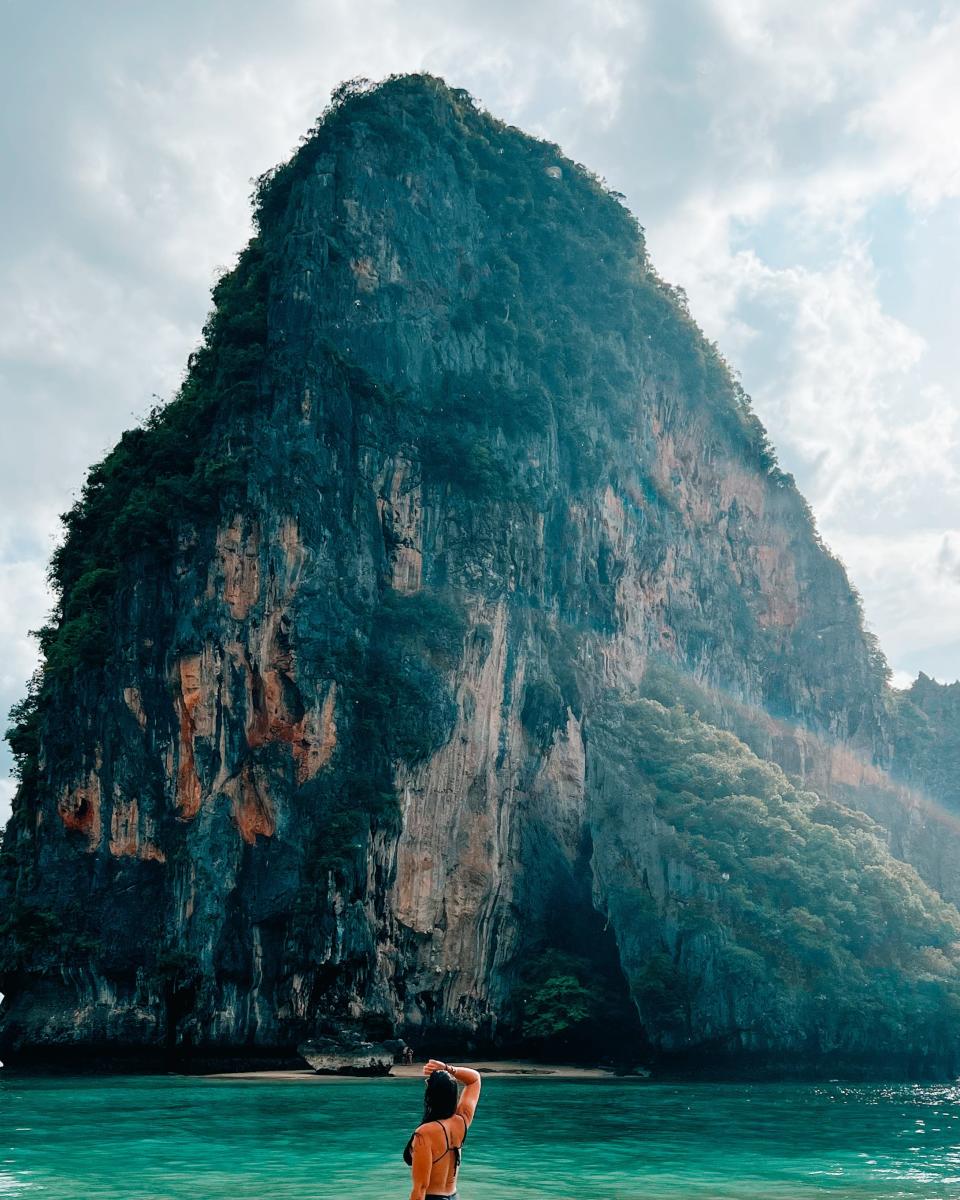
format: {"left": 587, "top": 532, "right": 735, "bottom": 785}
{"left": 203, "top": 1059, "right": 617, "bottom": 1081}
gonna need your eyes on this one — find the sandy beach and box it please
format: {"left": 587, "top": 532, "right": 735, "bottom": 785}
{"left": 203, "top": 1059, "right": 618, "bottom": 1081}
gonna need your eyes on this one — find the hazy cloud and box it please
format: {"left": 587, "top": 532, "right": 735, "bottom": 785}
{"left": 2, "top": 0, "right": 959, "bottom": 822}
{"left": 831, "top": 528, "right": 960, "bottom": 681}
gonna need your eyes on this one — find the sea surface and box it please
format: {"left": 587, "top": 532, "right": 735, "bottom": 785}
{"left": 2, "top": 1073, "right": 960, "bottom": 1198}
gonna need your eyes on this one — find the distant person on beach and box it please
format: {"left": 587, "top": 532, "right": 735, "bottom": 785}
{"left": 403, "top": 1058, "right": 481, "bottom": 1200}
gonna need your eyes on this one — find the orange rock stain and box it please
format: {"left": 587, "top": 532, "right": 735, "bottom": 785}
{"left": 57, "top": 768, "right": 103, "bottom": 850}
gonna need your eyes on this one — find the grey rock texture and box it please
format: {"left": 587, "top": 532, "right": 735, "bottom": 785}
{"left": 1, "top": 75, "right": 957, "bottom": 1074}
{"left": 298, "top": 1036, "right": 393, "bottom": 1075}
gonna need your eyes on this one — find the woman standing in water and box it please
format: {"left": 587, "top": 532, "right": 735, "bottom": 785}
{"left": 404, "top": 1058, "right": 482, "bottom": 1200}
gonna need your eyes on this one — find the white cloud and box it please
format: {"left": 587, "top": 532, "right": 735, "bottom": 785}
{"left": 852, "top": 12, "right": 960, "bottom": 207}
{"left": 0, "top": 777, "right": 16, "bottom": 823}
{"left": 937, "top": 534, "right": 960, "bottom": 583}
{"left": 0, "top": 560, "right": 47, "bottom": 825}
{"left": 734, "top": 246, "right": 939, "bottom": 513}
{"left": 3, "top": 0, "right": 960, "bottom": 824}
{"left": 826, "top": 528, "right": 960, "bottom": 680}
{"left": 566, "top": 40, "right": 627, "bottom": 124}
{"left": 0, "top": 558, "right": 48, "bottom": 661}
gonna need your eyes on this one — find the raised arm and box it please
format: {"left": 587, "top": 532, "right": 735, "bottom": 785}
{"left": 423, "top": 1058, "right": 482, "bottom": 1126}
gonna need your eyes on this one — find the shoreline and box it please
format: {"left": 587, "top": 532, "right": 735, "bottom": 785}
{"left": 202, "top": 1059, "right": 621, "bottom": 1081}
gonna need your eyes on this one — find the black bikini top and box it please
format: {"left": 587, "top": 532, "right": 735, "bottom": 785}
{"left": 403, "top": 1113, "right": 468, "bottom": 1167}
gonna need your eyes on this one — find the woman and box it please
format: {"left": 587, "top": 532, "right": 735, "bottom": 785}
{"left": 404, "top": 1058, "right": 482, "bottom": 1200}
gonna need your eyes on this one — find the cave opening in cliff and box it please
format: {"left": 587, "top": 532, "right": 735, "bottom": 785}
{"left": 507, "top": 868, "right": 649, "bottom": 1067}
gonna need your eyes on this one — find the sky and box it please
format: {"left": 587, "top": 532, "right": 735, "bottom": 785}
{"left": 2, "top": 0, "right": 960, "bottom": 823}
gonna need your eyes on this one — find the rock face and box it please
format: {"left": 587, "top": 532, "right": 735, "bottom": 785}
{"left": 298, "top": 1036, "right": 394, "bottom": 1075}
{"left": 2, "top": 75, "right": 960, "bottom": 1075}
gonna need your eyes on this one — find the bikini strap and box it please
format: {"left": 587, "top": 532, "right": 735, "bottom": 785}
{"left": 431, "top": 1120, "right": 451, "bottom": 1163}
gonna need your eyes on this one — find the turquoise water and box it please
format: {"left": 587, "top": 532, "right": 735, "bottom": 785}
{"left": 2, "top": 1074, "right": 960, "bottom": 1198}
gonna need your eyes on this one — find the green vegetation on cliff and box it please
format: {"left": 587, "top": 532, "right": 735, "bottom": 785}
{"left": 517, "top": 949, "right": 641, "bottom": 1057}
{"left": 44, "top": 242, "right": 268, "bottom": 677}
{"left": 596, "top": 699, "right": 960, "bottom": 1059}
{"left": 891, "top": 673, "right": 960, "bottom": 812}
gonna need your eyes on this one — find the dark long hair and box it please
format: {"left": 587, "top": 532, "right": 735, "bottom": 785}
{"left": 403, "top": 1071, "right": 459, "bottom": 1165}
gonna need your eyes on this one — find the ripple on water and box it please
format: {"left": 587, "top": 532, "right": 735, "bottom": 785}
{"left": 2, "top": 1076, "right": 960, "bottom": 1198}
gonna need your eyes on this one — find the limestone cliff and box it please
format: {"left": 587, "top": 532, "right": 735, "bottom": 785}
{"left": 3, "top": 75, "right": 959, "bottom": 1075}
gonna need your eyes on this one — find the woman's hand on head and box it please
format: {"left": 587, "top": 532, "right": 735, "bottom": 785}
{"left": 422, "top": 1058, "right": 448, "bottom": 1077}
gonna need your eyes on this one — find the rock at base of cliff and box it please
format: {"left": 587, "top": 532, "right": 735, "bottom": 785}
{"left": 298, "top": 1036, "right": 394, "bottom": 1075}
